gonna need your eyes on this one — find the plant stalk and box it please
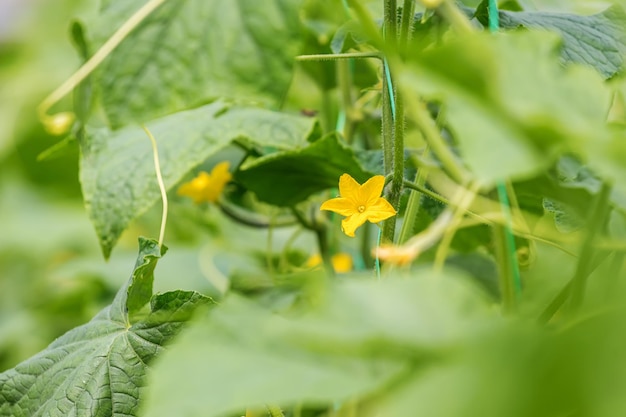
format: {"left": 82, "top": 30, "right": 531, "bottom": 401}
{"left": 399, "top": 0, "right": 416, "bottom": 54}
{"left": 402, "top": 93, "right": 468, "bottom": 184}
{"left": 566, "top": 182, "right": 612, "bottom": 315}
{"left": 398, "top": 148, "right": 430, "bottom": 244}
{"left": 380, "top": 0, "right": 399, "bottom": 243}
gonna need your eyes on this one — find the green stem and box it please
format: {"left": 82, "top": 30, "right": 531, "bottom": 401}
{"left": 315, "top": 224, "right": 335, "bottom": 277}
{"left": 538, "top": 250, "right": 612, "bottom": 323}
{"left": 566, "top": 182, "right": 612, "bottom": 315}
{"left": 382, "top": 63, "right": 394, "bottom": 177}
{"left": 321, "top": 90, "right": 335, "bottom": 134}
{"left": 384, "top": 0, "right": 398, "bottom": 41}
{"left": 300, "top": 206, "right": 335, "bottom": 276}
{"left": 218, "top": 201, "right": 297, "bottom": 228}
{"left": 383, "top": 93, "right": 405, "bottom": 243}
{"left": 337, "top": 59, "right": 354, "bottom": 141}
{"left": 380, "top": 0, "right": 400, "bottom": 244}
{"left": 497, "top": 183, "right": 522, "bottom": 297}
{"left": 493, "top": 221, "right": 517, "bottom": 313}
{"left": 403, "top": 94, "right": 468, "bottom": 184}
{"left": 296, "top": 52, "right": 382, "bottom": 62}
{"left": 361, "top": 219, "right": 374, "bottom": 269}
{"left": 399, "top": 148, "right": 430, "bottom": 244}
{"left": 399, "top": 0, "right": 416, "bottom": 54}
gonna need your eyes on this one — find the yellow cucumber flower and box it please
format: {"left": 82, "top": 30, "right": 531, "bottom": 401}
{"left": 320, "top": 173, "right": 396, "bottom": 237}
{"left": 306, "top": 252, "right": 354, "bottom": 273}
{"left": 178, "top": 161, "right": 232, "bottom": 204}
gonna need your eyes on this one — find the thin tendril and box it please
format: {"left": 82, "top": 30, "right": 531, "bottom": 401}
{"left": 143, "top": 125, "right": 168, "bottom": 247}
{"left": 38, "top": 0, "right": 167, "bottom": 120}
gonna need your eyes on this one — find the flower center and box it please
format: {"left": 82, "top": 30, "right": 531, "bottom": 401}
{"left": 357, "top": 205, "right": 366, "bottom": 213}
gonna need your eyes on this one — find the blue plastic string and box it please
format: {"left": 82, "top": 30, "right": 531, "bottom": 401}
{"left": 383, "top": 58, "right": 397, "bottom": 121}
{"left": 488, "top": 0, "right": 499, "bottom": 32}
{"left": 489, "top": 0, "right": 522, "bottom": 296}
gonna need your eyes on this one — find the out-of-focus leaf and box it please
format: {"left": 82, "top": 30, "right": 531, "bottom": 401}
{"left": 475, "top": 3, "right": 626, "bottom": 79}
{"left": 543, "top": 198, "right": 585, "bottom": 233}
{"left": 87, "top": 0, "right": 304, "bottom": 127}
{"left": 375, "top": 309, "right": 626, "bottom": 417}
{"left": 403, "top": 31, "right": 611, "bottom": 183}
{"left": 0, "top": 237, "right": 213, "bottom": 417}
{"left": 236, "top": 134, "right": 372, "bottom": 207}
{"left": 142, "top": 273, "right": 492, "bottom": 417}
{"left": 80, "top": 101, "right": 318, "bottom": 258}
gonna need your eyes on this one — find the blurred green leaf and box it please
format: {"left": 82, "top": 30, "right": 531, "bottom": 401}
{"left": 475, "top": 3, "right": 626, "bottom": 78}
{"left": 80, "top": 101, "right": 318, "bottom": 258}
{"left": 88, "top": 0, "right": 304, "bottom": 127}
{"left": 142, "top": 273, "right": 492, "bottom": 417}
{"left": 375, "top": 309, "right": 626, "bottom": 417}
{"left": 0, "top": 237, "right": 213, "bottom": 417}
{"left": 543, "top": 198, "right": 584, "bottom": 233}
{"left": 403, "top": 31, "right": 611, "bottom": 183}
{"left": 236, "top": 133, "right": 372, "bottom": 206}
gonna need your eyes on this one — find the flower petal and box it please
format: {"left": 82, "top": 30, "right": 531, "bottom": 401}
{"left": 211, "top": 161, "right": 233, "bottom": 184}
{"left": 365, "top": 197, "right": 397, "bottom": 223}
{"left": 338, "top": 173, "right": 361, "bottom": 202}
{"left": 341, "top": 212, "right": 368, "bottom": 237}
{"left": 359, "top": 175, "right": 386, "bottom": 205}
{"left": 177, "top": 172, "right": 211, "bottom": 203}
{"left": 331, "top": 253, "right": 353, "bottom": 272}
{"left": 320, "top": 197, "right": 356, "bottom": 216}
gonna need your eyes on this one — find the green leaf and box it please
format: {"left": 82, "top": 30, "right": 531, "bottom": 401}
{"left": 0, "top": 238, "right": 213, "bottom": 417}
{"left": 142, "top": 274, "right": 492, "bottom": 417}
{"left": 88, "top": 0, "right": 304, "bottom": 127}
{"left": 80, "top": 101, "right": 318, "bottom": 258}
{"left": 235, "top": 133, "right": 373, "bottom": 206}
{"left": 403, "top": 31, "right": 611, "bottom": 183}
{"left": 475, "top": 4, "right": 626, "bottom": 79}
{"left": 543, "top": 198, "right": 585, "bottom": 233}
{"left": 126, "top": 237, "right": 165, "bottom": 317}
{"left": 373, "top": 310, "right": 626, "bottom": 417}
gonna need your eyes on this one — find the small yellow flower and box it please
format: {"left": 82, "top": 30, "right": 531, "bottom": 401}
{"left": 178, "top": 161, "right": 232, "bottom": 204}
{"left": 306, "top": 252, "right": 354, "bottom": 273}
{"left": 320, "top": 173, "right": 397, "bottom": 237}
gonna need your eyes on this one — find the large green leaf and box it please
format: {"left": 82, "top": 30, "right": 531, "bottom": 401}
{"left": 402, "top": 31, "right": 612, "bottom": 183}
{"left": 141, "top": 273, "right": 492, "bottom": 417}
{"left": 475, "top": 3, "right": 626, "bottom": 79}
{"left": 80, "top": 101, "right": 318, "bottom": 258}
{"left": 373, "top": 309, "right": 626, "bottom": 417}
{"left": 235, "top": 134, "right": 372, "bottom": 207}
{"left": 87, "top": 0, "right": 304, "bottom": 127}
{"left": 0, "top": 237, "right": 213, "bottom": 417}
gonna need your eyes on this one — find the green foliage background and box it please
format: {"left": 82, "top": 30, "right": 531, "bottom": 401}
{"left": 2, "top": 0, "right": 626, "bottom": 416}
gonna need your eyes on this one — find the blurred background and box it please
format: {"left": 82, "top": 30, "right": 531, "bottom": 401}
{"left": 0, "top": 0, "right": 615, "bottom": 372}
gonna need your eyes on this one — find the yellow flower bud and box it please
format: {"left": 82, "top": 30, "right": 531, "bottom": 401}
{"left": 43, "top": 112, "right": 75, "bottom": 136}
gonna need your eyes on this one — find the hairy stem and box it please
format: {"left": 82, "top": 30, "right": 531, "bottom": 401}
{"left": 399, "top": 0, "right": 416, "bottom": 54}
